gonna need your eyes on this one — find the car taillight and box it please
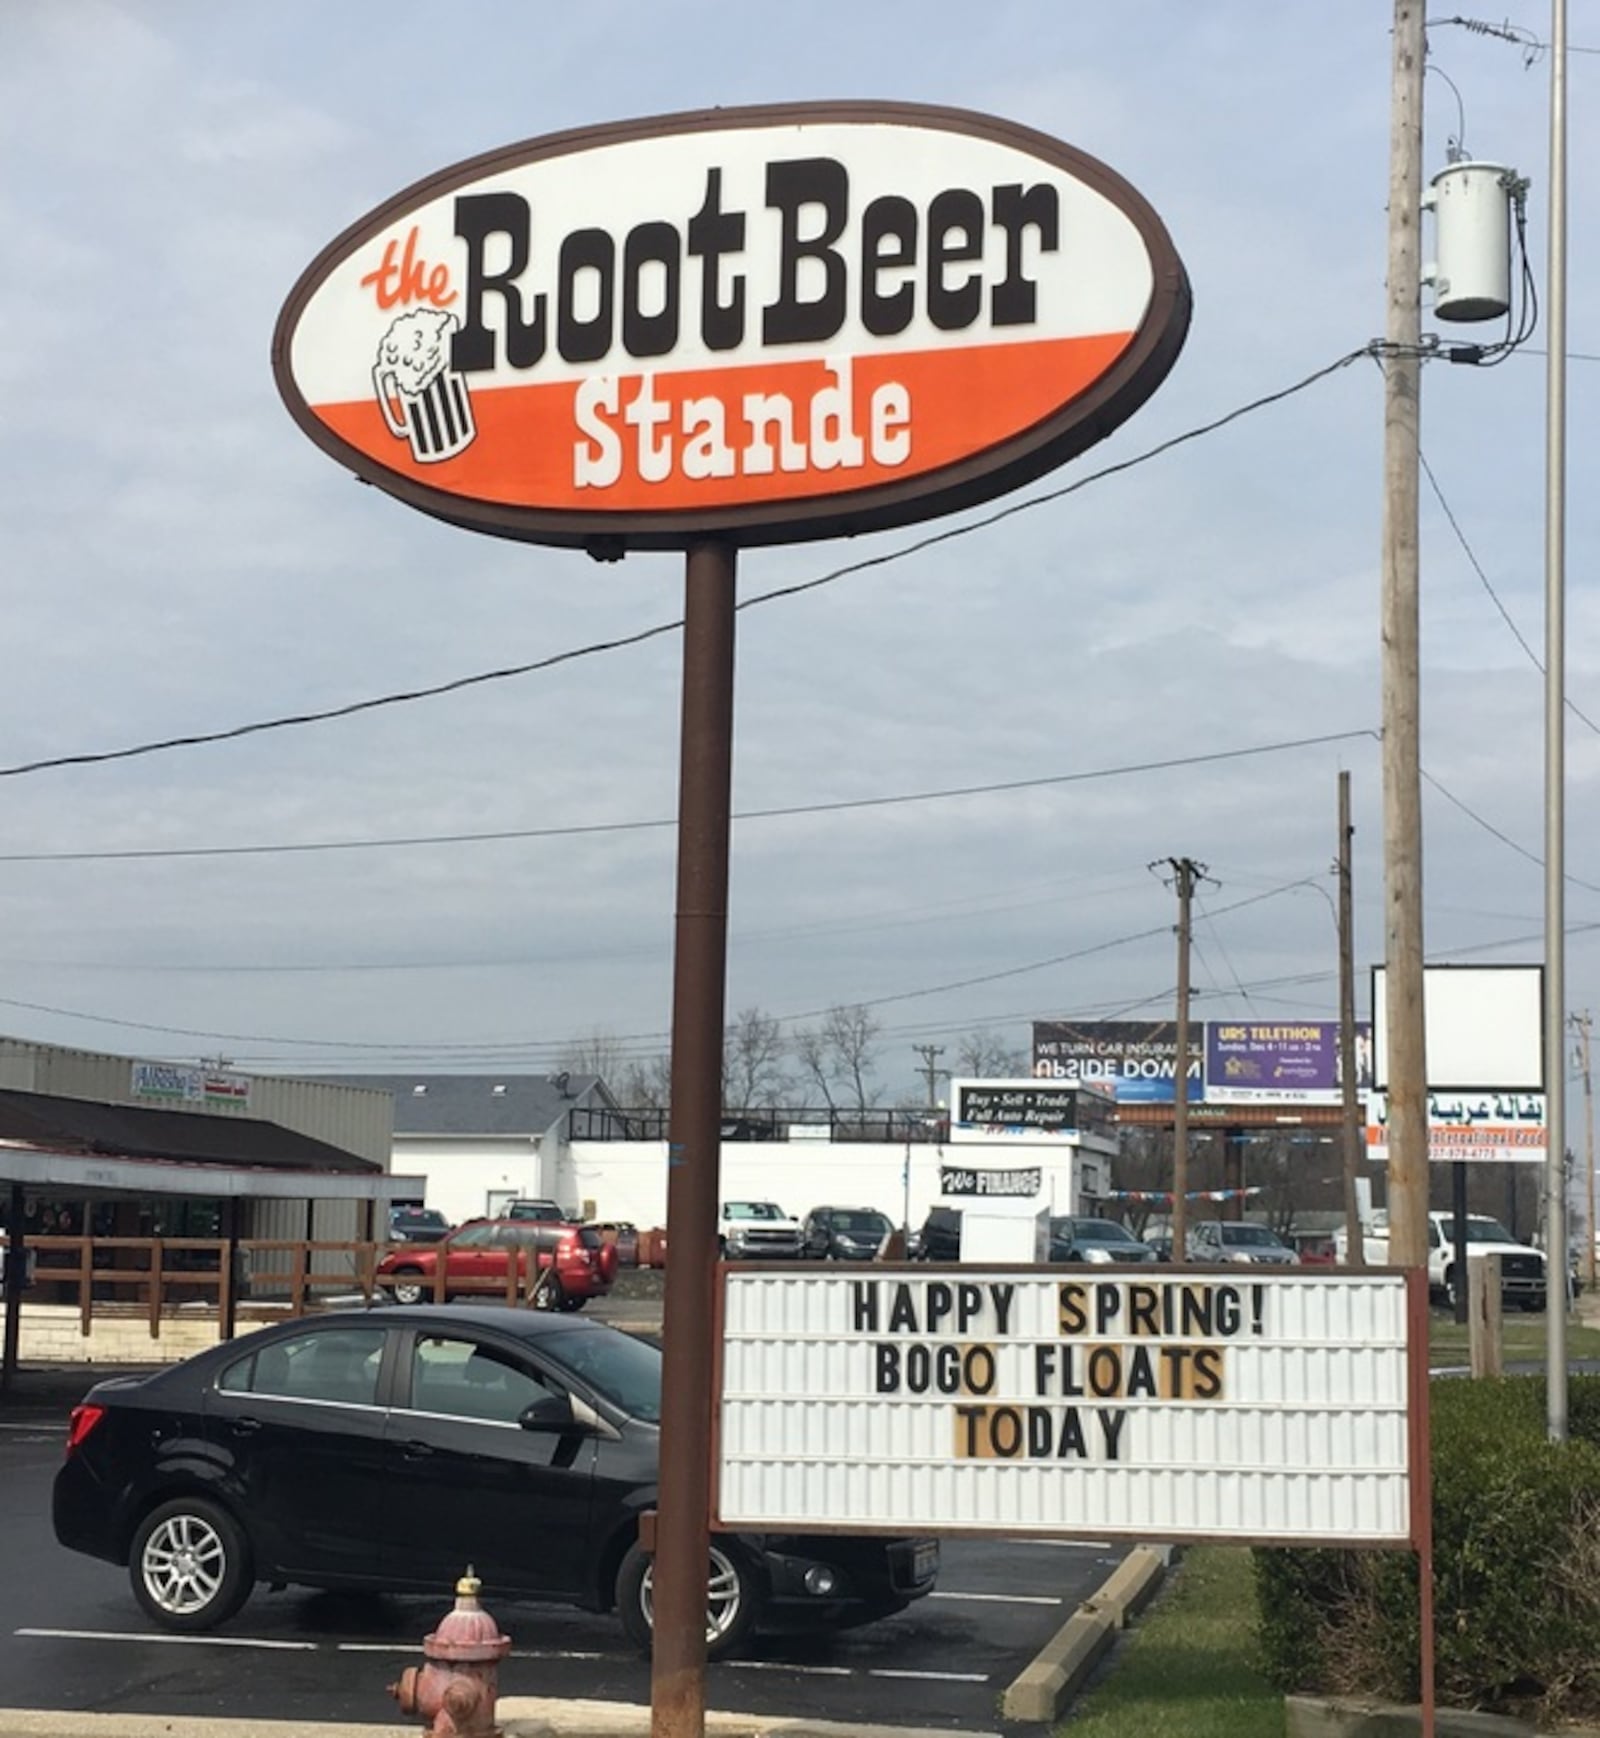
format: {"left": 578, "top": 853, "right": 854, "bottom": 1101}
{"left": 65, "top": 1403, "right": 106, "bottom": 1456}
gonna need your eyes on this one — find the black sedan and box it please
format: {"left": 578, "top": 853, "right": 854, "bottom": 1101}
{"left": 53, "top": 1305, "right": 937, "bottom": 1658}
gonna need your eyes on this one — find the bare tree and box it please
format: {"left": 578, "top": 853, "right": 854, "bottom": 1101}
{"left": 794, "top": 1004, "right": 883, "bottom": 1116}
{"left": 722, "top": 1006, "right": 789, "bottom": 1113}
{"left": 614, "top": 1051, "right": 672, "bottom": 1112}
{"left": 557, "top": 1029, "right": 632, "bottom": 1082}
{"left": 954, "top": 1027, "right": 1027, "bottom": 1079}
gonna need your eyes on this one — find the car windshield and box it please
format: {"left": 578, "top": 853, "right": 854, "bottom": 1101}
{"left": 542, "top": 1328, "right": 663, "bottom": 1423}
{"left": 725, "top": 1202, "right": 783, "bottom": 1220}
{"left": 1460, "top": 1216, "right": 1518, "bottom": 1244}
{"left": 834, "top": 1211, "right": 890, "bottom": 1235}
{"left": 393, "top": 1209, "right": 447, "bottom": 1230}
{"left": 1220, "top": 1225, "right": 1284, "bottom": 1247}
{"left": 1058, "top": 1219, "right": 1141, "bottom": 1244}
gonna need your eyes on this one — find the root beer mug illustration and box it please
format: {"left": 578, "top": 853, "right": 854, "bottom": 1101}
{"left": 373, "top": 309, "right": 476, "bottom": 463}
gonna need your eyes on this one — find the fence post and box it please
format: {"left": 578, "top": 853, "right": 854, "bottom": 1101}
{"left": 217, "top": 1236, "right": 235, "bottom": 1342}
{"left": 1469, "top": 1253, "right": 1503, "bottom": 1379}
{"left": 78, "top": 1237, "right": 94, "bottom": 1338}
{"left": 431, "top": 1258, "right": 447, "bottom": 1304}
{"left": 148, "top": 1240, "right": 164, "bottom": 1340}
{"left": 290, "top": 1244, "right": 308, "bottom": 1318}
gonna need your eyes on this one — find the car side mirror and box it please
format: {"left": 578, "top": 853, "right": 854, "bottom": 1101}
{"left": 519, "top": 1393, "right": 579, "bottom": 1433}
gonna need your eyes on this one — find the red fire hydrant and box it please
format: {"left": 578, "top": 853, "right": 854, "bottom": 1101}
{"left": 389, "top": 1569, "right": 512, "bottom": 1738}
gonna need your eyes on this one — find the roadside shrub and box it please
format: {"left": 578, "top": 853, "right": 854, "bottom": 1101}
{"left": 1255, "top": 1374, "right": 1600, "bottom": 1722}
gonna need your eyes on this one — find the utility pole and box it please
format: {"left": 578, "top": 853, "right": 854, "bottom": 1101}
{"left": 913, "top": 1044, "right": 946, "bottom": 1109}
{"left": 1160, "top": 858, "right": 1204, "bottom": 1262}
{"left": 1379, "top": 0, "right": 1430, "bottom": 1273}
{"left": 1573, "top": 1012, "right": 1594, "bottom": 1291}
{"left": 1338, "top": 773, "right": 1365, "bottom": 1268}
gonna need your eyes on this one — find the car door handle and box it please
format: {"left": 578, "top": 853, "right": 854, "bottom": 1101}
{"left": 229, "top": 1417, "right": 262, "bottom": 1437}
{"left": 401, "top": 1439, "right": 434, "bottom": 1460}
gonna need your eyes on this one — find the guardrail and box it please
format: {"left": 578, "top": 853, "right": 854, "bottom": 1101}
{"left": 20, "top": 1236, "right": 557, "bottom": 1341}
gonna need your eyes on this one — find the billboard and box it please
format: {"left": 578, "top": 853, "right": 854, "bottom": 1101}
{"left": 1032, "top": 1021, "right": 1203, "bottom": 1103}
{"left": 715, "top": 1268, "right": 1418, "bottom": 1545}
{"left": 1365, "top": 1091, "right": 1548, "bottom": 1165}
{"left": 275, "top": 103, "right": 1190, "bottom": 553}
{"left": 1204, "top": 1020, "right": 1372, "bottom": 1105}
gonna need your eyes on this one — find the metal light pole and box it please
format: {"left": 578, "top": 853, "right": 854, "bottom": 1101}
{"left": 1543, "top": 0, "right": 1569, "bottom": 1442}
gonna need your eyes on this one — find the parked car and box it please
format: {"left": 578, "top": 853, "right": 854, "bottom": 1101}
{"left": 386, "top": 1206, "right": 452, "bottom": 1244}
{"left": 501, "top": 1198, "right": 569, "bottom": 1222}
{"left": 1142, "top": 1233, "right": 1174, "bottom": 1262}
{"left": 1187, "top": 1221, "right": 1300, "bottom": 1267}
{"left": 52, "top": 1306, "right": 939, "bottom": 1656}
{"left": 911, "top": 1206, "right": 962, "bottom": 1262}
{"left": 718, "top": 1200, "right": 805, "bottom": 1259}
{"left": 375, "top": 1219, "right": 616, "bottom": 1309}
{"left": 802, "top": 1206, "right": 895, "bottom": 1261}
{"left": 1336, "top": 1210, "right": 1547, "bottom": 1310}
{"left": 1047, "top": 1217, "right": 1159, "bottom": 1265}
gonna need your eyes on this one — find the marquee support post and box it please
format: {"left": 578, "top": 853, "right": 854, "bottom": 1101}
{"left": 651, "top": 538, "right": 738, "bottom": 1738}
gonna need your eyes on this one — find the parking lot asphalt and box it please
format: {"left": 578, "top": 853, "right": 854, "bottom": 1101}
{"left": 1, "top": 1380, "right": 1113, "bottom": 1736}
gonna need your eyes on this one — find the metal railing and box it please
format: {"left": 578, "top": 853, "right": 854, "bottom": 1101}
{"left": 569, "top": 1105, "right": 952, "bottom": 1143}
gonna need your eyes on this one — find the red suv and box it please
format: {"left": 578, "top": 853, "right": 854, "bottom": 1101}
{"left": 377, "top": 1218, "right": 617, "bottom": 1311}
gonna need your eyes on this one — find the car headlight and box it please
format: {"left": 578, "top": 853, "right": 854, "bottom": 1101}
{"left": 1084, "top": 1246, "right": 1115, "bottom": 1263}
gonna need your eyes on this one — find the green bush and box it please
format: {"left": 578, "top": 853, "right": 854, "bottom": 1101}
{"left": 1255, "top": 1374, "right": 1600, "bottom": 1722}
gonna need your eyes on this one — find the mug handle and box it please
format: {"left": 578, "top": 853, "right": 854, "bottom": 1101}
{"left": 372, "top": 366, "right": 408, "bottom": 438}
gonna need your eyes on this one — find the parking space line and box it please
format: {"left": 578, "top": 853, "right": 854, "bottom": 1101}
{"left": 931, "top": 1590, "right": 1063, "bottom": 1605}
{"left": 870, "top": 1667, "right": 990, "bottom": 1683}
{"left": 721, "top": 1660, "right": 852, "bottom": 1676}
{"left": 16, "top": 1629, "right": 317, "bottom": 1650}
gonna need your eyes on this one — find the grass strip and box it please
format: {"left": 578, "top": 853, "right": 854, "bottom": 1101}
{"left": 1429, "top": 1313, "right": 1600, "bottom": 1364}
{"left": 1057, "top": 1545, "right": 1283, "bottom": 1738}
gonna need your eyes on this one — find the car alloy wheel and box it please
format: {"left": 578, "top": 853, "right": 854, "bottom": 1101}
{"left": 390, "top": 1268, "right": 427, "bottom": 1305}
{"left": 130, "top": 1497, "right": 252, "bottom": 1632}
{"left": 616, "top": 1539, "right": 762, "bottom": 1659}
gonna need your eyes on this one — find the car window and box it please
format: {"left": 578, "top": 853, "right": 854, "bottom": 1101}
{"left": 406, "top": 1333, "right": 561, "bottom": 1425}
{"left": 449, "top": 1222, "right": 496, "bottom": 1248}
{"left": 219, "top": 1325, "right": 386, "bottom": 1406}
{"left": 835, "top": 1210, "right": 889, "bottom": 1234}
{"left": 542, "top": 1327, "right": 663, "bottom": 1423}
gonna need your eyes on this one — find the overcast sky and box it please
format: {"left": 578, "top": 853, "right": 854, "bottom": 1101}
{"left": 1, "top": 2, "right": 1595, "bottom": 1106}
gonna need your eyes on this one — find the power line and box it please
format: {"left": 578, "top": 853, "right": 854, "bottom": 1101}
{"left": 0, "top": 879, "right": 1320, "bottom": 1058}
{"left": 0, "top": 348, "right": 1377, "bottom": 783}
{"left": 1419, "top": 448, "right": 1600, "bottom": 735}
{"left": 0, "top": 729, "right": 1379, "bottom": 864}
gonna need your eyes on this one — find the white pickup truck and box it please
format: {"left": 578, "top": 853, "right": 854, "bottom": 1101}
{"left": 1336, "top": 1209, "right": 1548, "bottom": 1311}
{"left": 718, "top": 1199, "right": 806, "bottom": 1259}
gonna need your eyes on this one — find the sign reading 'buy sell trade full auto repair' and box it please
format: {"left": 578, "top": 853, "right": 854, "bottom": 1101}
{"left": 274, "top": 103, "right": 1190, "bottom": 552}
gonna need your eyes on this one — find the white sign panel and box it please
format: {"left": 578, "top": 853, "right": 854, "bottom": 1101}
{"left": 1371, "top": 964, "right": 1543, "bottom": 1091}
{"left": 716, "top": 1269, "right": 1414, "bottom": 1545}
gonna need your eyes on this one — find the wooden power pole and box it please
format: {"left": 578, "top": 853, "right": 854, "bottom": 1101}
{"left": 1163, "top": 858, "right": 1204, "bottom": 1262}
{"left": 1379, "top": 0, "right": 1431, "bottom": 1272}
{"left": 1339, "top": 773, "right": 1365, "bottom": 1268}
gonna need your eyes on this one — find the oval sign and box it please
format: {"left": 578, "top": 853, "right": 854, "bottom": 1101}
{"left": 274, "top": 102, "right": 1190, "bottom": 553}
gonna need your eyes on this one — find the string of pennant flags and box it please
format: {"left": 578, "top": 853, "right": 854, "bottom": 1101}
{"left": 1105, "top": 1186, "right": 1265, "bottom": 1205}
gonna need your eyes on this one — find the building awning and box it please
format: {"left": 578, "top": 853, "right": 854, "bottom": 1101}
{"left": 0, "top": 1088, "right": 419, "bottom": 1203}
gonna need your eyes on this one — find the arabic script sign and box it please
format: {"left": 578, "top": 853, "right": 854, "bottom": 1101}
{"left": 1365, "top": 1091, "right": 1547, "bottom": 1165}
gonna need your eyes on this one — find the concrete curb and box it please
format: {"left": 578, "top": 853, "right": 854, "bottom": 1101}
{"left": 999, "top": 1543, "right": 1169, "bottom": 1724}
{"left": 1284, "top": 1695, "right": 1537, "bottom": 1736}
{"left": 0, "top": 1709, "right": 989, "bottom": 1738}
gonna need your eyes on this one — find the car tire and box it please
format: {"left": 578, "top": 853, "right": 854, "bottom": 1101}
{"left": 389, "top": 1268, "right": 427, "bottom": 1306}
{"left": 531, "top": 1271, "right": 564, "bottom": 1311}
{"left": 130, "top": 1496, "right": 253, "bottom": 1632}
{"left": 556, "top": 1291, "right": 586, "bottom": 1312}
{"left": 615, "top": 1539, "right": 763, "bottom": 1660}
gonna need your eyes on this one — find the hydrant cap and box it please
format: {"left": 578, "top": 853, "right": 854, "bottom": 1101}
{"left": 424, "top": 1567, "right": 512, "bottom": 1661}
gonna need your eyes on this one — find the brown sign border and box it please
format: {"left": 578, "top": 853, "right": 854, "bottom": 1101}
{"left": 272, "top": 100, "right": 1192, "bottom": 555}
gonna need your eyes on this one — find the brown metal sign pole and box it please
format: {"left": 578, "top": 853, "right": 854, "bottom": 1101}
{"left": 650, "top": 537, "right": 738, "bottom": 1738}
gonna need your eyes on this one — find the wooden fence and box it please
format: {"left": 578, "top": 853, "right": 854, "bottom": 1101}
{"left": 22, "top": 1235, "right": 555, "bottom": 1340}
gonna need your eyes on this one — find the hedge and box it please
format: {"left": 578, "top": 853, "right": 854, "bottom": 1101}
{"left": 1254, "top": 1374, "right": 1600, "bottom": 1723}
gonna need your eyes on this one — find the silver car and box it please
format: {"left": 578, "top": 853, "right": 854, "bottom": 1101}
{"left": 1187, "top": 1221, "right": 1299, "bottom": 1266}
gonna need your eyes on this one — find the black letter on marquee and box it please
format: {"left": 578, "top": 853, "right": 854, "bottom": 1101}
{"left": 926, "top": 187, "right": 984, "bottom": 332}
{"left": 990, "top": 183, "right": 1059, "bottom": 327}
{"left": 558, "top": 228, "right": 616, "bottom": 365}
{"left": 861, "top": 194, "right": 917, "bottom": 337}
{"left": 452, "top": 192, "right": 547, "bottom": 371}
{"left": 875, "top": 1343, "right": 900, "bottom": 1393}
{"left": 621, "top": 222, "right": 681, "bottom": 359}
{"left": 687, "top": 169, "right": 746, "bottom": 351}
{"left": 762, "top": 157, "right": 849, "bottom": 345}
